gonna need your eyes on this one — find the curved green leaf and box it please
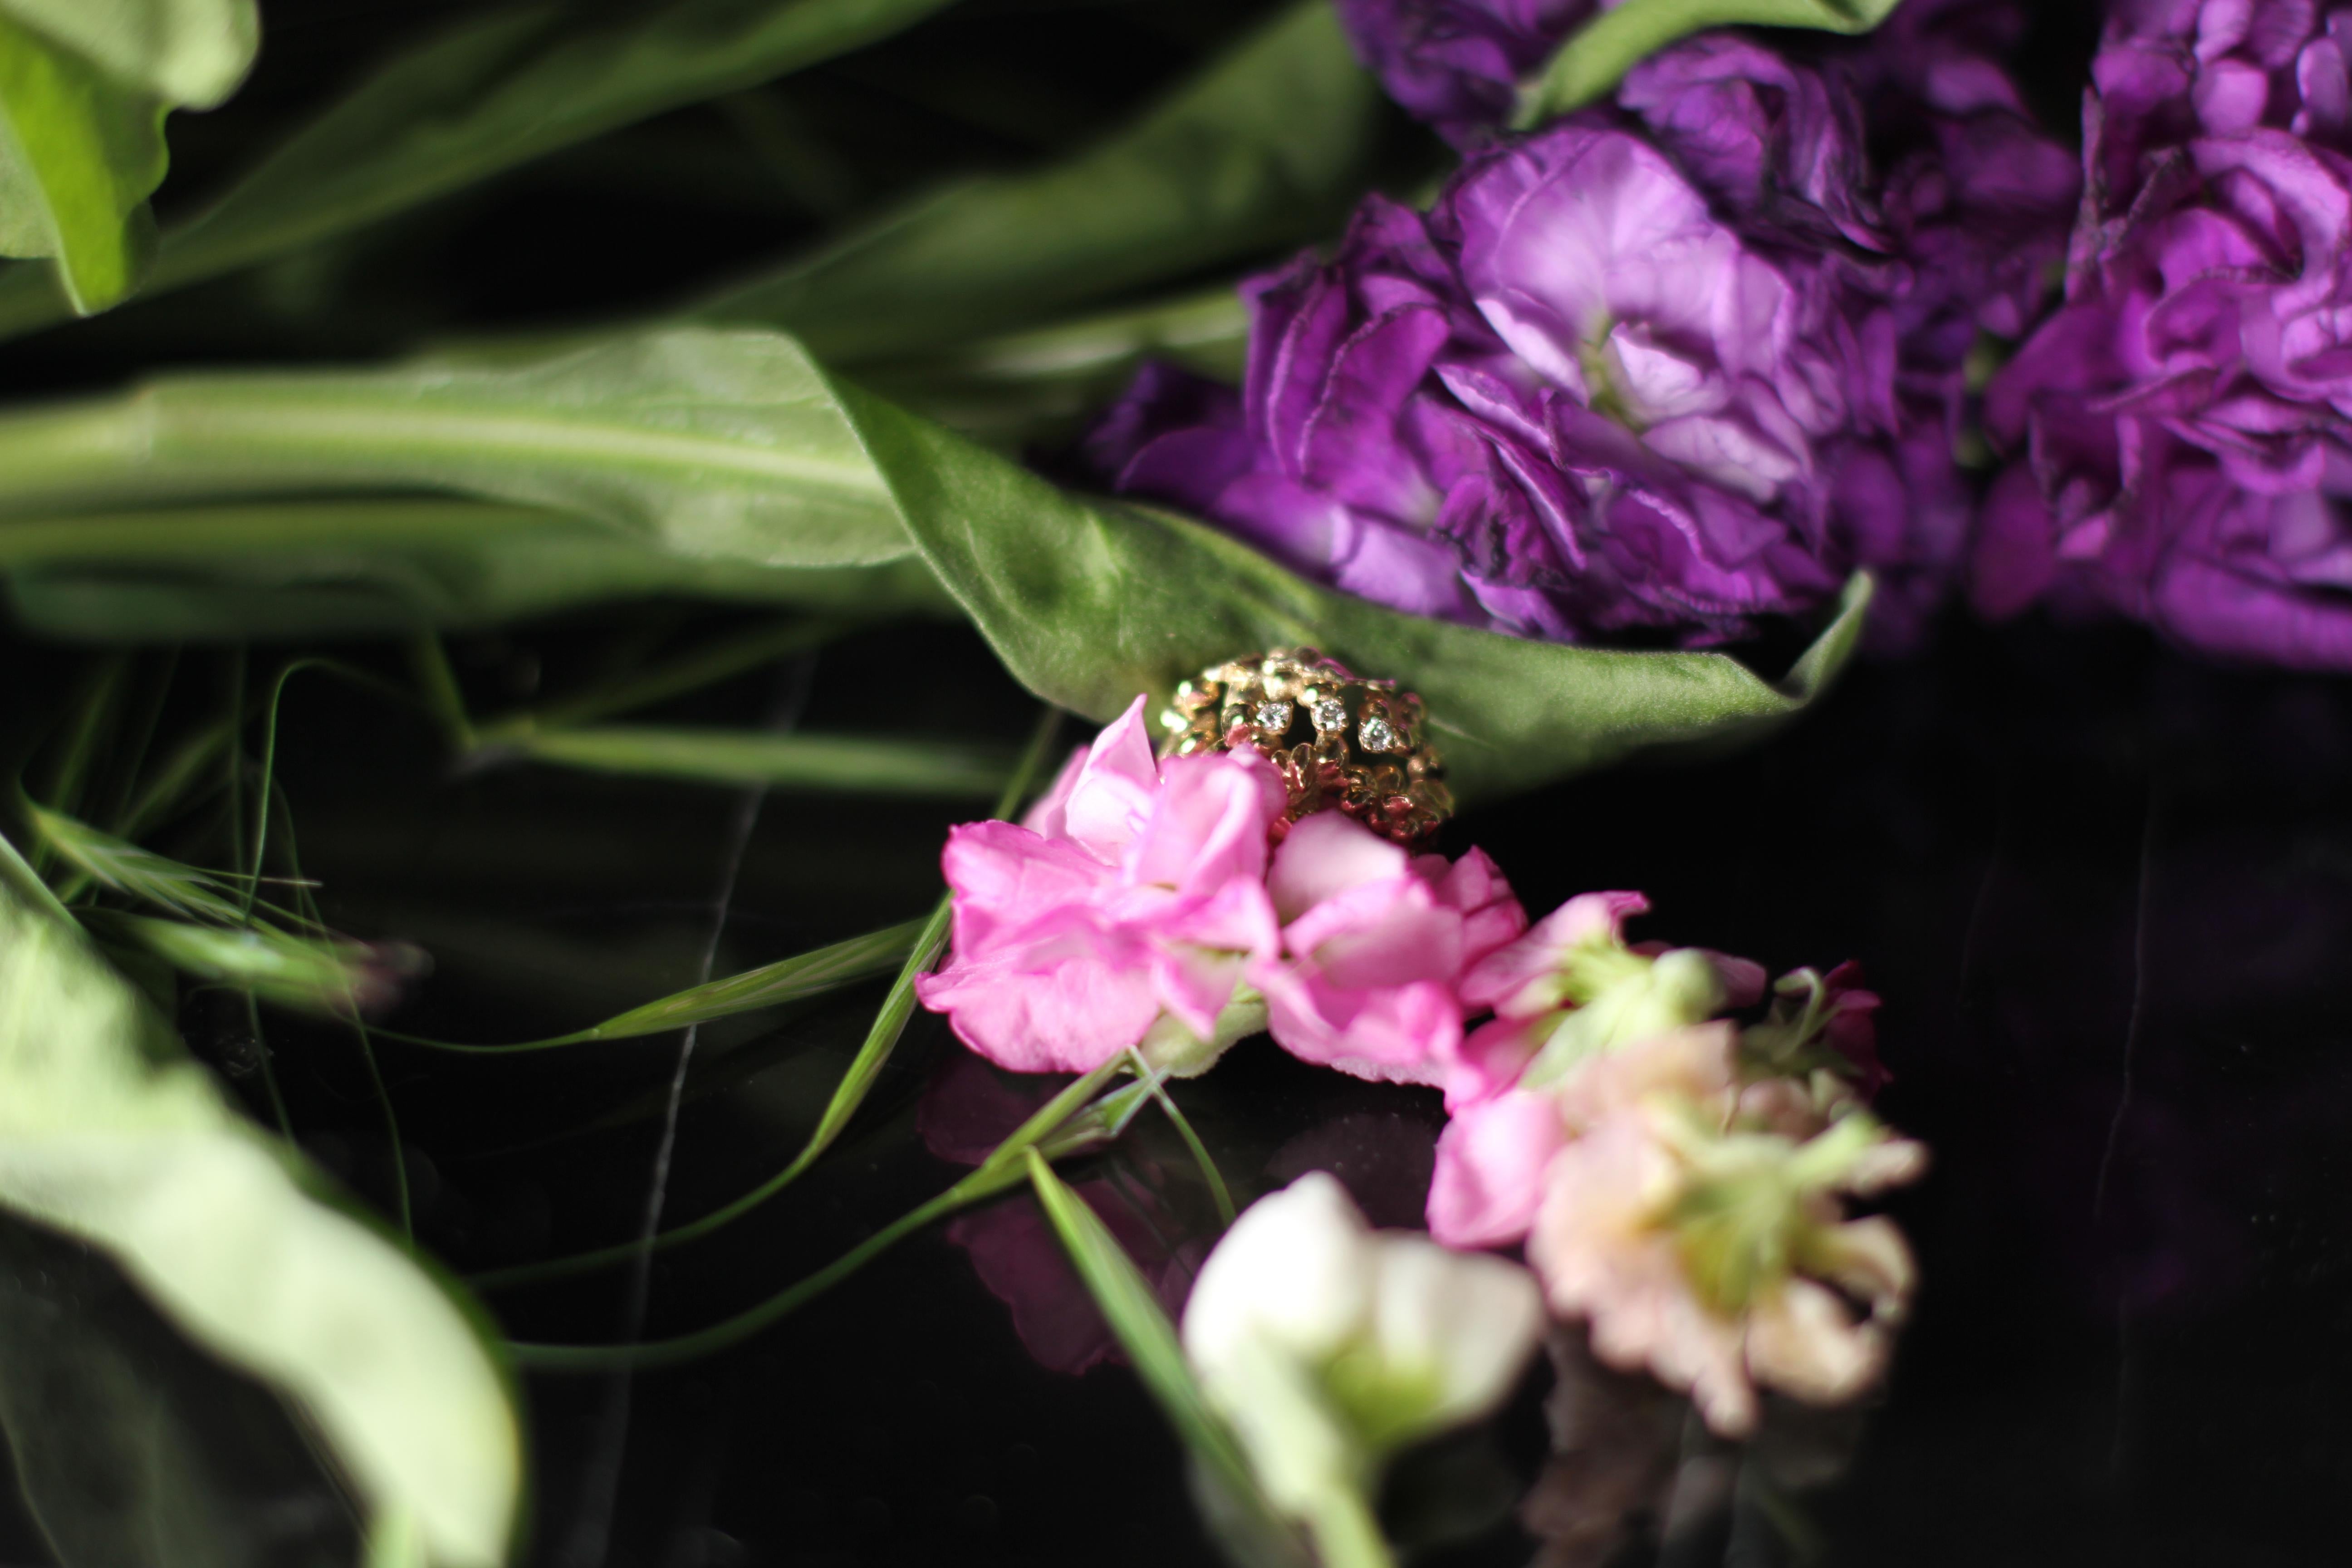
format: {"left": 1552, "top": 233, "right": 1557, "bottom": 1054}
{"left": 0, "top": 332, "right": 916, "bottom": 566}
{"left": 821, "top": 374, "right": 1870, "bottom": 805}
{"left": 501, "top": 725, "right": 1019, "bottom": 797}
{"left": 694, "top": 0, "right": 1380, "bottom": 362}
{"left": 1513, "top": 0, "right": 1901, "bottom": 124}
{"left": 0, "top": 838, "right": 521, "bottom": 1567}
{"left": 0, "top": 501, "right": 951, "bottom": 641}
{"left": 0, "top": 1216, "right": 358, "bottom": 1568}
{"left": 0, "top": 11, "right": 165, "bottom": 313}
{"left": 0, "top": 0, "right": 964, "bottom": 338}
{"left": 0, "top": 325, "right": 1865, "bottom": 805}
{"left": 0, "top": 0, "right": 257, "bottom": 108}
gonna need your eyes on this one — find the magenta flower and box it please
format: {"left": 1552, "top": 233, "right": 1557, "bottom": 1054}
{"left": 1333, "top": 0, "right": 1603, "bottom": 147}
{"left": 1980, "top": 0, "right": 2352, "bottom": 669}
{"left": 916, "top": 697, "right": 1287, "bottom": 1074}
{"left": 1249, "top": 809, "right": 1527, "bottom": 1086}
{"left": 1090, "top": 29, "right": 2075, "bottom": 651}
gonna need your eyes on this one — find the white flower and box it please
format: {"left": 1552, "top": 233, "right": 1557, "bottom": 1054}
{"left": 1182, "top": 1172, "right": 1544, "bottom": 1522}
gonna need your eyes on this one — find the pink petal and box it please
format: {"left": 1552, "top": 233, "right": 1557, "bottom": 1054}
{"left": 1426, "top": 1090, "right": 1567, "bottom": 1248}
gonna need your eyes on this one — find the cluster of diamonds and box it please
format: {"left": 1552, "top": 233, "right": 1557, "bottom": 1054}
{"left": 1158, "top": 647, "right": 1453, "bottom": 846}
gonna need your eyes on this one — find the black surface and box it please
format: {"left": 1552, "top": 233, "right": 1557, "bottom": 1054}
{"left": 4, "top": 610, "right": 2351, "bottom": 1567}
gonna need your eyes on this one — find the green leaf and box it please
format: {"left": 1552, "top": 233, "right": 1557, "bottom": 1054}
{"left": 860, "top": 284, "right": 1248, "bottom": 451}
{"left": 0, "top": 10, "right": 166, "bottom": 313}
{"left": 1024, "top": 1150, "right": 1308, "bottom": 1566}
{"left": 0, "top": 0, "right": 963, "bottom": 337}
{"left": 499, "top": 725, "right": 1019, "bottom": 797}
{"left": 0, "top": 501, "right": 951, "bottom": 641}
{"left": 0, "top": 0, "right": 257, "bottom": 108}
{"left": 1513, "top": 0, "right": 1902, "bottom": 124}
{"left": 0, "top": 325, "right": 1865, "bottom": 806}
{"left": 21, "top": 799, "right": 244, "bottom": 920}
{"left": 84, "top": 909, "right": 395, "bottom": 1017}
{"left": 0, "top": 331, "right": 915, "bottom": 564}
{"left": 0, "top": 1216, "right": 358, "bottom": 1568}
{"left": 822, "top": 375, "right": 1872, "bottom": 805}
{"left": 0, "top": 836, "right": 521, "bottom": 1567}
{"left": 693, "top": 0, "right": 1380, "bottom": 362}
{"left": 405, "top": 916, "right": 928, "bottom": 1052}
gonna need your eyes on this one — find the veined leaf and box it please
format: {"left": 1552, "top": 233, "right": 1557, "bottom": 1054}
{"left": 0, "top": 837, "right": 520, "bottom": 1567}
{"left": 694, "top": 0, "right": 1380, "bottom": 362}
{"left": 500, "top": 725, "right": 1019, "bottom": 797}
{"left": 0, "top": 0, "right": 963, "bottom": 337}
{"left": 0, "top": 500, "right": 951, "bottom": 641}
{"left": 819, "top": 374, "right": 1871, "bottom": 805}
{"left": 1513, "top": 0, "right": 1902, "bottom": 124}
{"left": 0, "top": 325, "right": 1864, "bottom": 807}
{"left": 0, "top": 0, "right": 257, "bottom": 109}
{"left": 0, "top": 332, "right": 914, "bottom": 566}
{"left": 0, "top": 11, "right": 166, "bottom": 313}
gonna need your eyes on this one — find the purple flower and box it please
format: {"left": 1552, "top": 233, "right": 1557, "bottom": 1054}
{"left": 1090, "top": 34, "right": 2075, "bottom": 650}
{"left": 1980, "top": 0, "right": 2352, "bottom": 669}
{"left": 1333, "top": 0, "right": 1604, "bottom": 147}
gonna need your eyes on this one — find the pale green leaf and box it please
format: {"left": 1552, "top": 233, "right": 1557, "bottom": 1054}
{"left": 0, "top": 0, "right": 964, "bottom": 337}
{"left": 503, "top": 724, "right": 1019, "bottom": 797}
{"left": 0, "top": 332, "right": 916, "bottom": 568}
{"left": 0, "top": 10, "right": 164, "bottom": 312}
{"left": 0, "top": 0, "right": 257, "bottom": 108}
{"left": 0, "top": 1218, "right": 357, "bottom": 1568}
{"left": 694, "top": 0, "right": 1380, "bottom": 361}
{"left": 1514, "top": 0, "right": 1903, "bottom": 124}
{"left": 22, "top": 799, "right": 243, "bottom": 921}
{"left": 0, "top": 500, "right": 951, "bottom": 642}
{"left": 85, "top": 910, "right": 390, "bottom": 1017}
{"left": 0, "top": 838, "right": 520, "bottom": 1567}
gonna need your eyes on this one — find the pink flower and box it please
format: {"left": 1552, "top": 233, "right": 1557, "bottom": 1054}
{"left": 1428, "top": 892, "right": 1768, "bottom": 1248}
{"left": 916, "top": 697, "right": 1288, "bottom": 1074}
{"left": 1247, "top": 810, "right": 1526, "bottom": 1086}
{"left": 1526, "top": 1026, "right": 1925, "bottom": 1436}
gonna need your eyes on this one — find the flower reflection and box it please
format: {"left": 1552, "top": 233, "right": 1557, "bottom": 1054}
{"left": 1521, "top": 1330, "right": 1867, "bottom": 1567}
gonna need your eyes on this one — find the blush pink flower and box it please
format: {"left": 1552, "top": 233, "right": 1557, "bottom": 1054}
{"left": 1246, "top": 809, "right": 1526, "bottom": 1087}
{"left": 1526, "top": 1025, "right": 1926, "bottom": 1437}
{"left": 916, "top": 697, "right": 1287, "bottom": 1074}
{"left": 1428, "top": 892, "right": 1765, "bottom": 1248}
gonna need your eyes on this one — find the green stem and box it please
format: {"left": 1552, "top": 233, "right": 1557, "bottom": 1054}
{"left": 509, "top": 1050, "right": 1130, "bottom": 1370}
{"left": 407, "top": 635, "right": 475, "bottom": 752}
{"left": 472, "top": 706, "right": 1062, "bottom": 1289}
{"left": 472, "top": 617, "right": 853, "bottom": 742}
{"left": 1303, "top": 1486, "right": 1396, "bottom": 1568}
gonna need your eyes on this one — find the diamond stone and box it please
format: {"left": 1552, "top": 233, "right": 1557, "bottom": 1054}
{"left": 1254, "top": 701, "right": 1294, "bottom": 733}
{"left": 1312, "top": 697, "right": 1347, "bottom": 731}
{"left": 1359, "top": 716, "right": 1398, "bottom": 753}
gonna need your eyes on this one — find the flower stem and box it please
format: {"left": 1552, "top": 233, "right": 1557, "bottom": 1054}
{"left": 1304, "top": 1486, "right": 1394, "bottom": 1568}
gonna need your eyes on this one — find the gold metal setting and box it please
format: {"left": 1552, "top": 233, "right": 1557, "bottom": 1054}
{"left": 1159, "top": 648, "right": 1454, "bottom": 846}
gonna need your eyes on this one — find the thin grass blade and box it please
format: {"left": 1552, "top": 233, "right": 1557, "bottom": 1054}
{"left": 23, "top": 800, "right": 245, "bottom": 921}
{"left": 500, "top": 725, "right": 1018, "bottom": 796}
